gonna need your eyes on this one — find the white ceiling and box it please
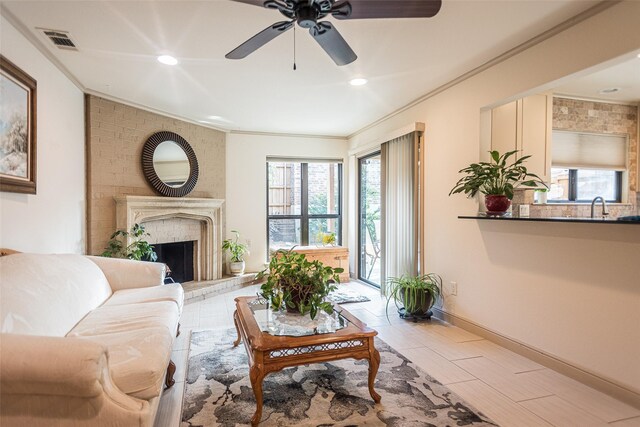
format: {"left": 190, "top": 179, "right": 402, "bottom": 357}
{"left": 3, "top": 0, "right": 603, "bottom": 137}
{"left": 553, "top": 58, "right": 640, "bottom": 103}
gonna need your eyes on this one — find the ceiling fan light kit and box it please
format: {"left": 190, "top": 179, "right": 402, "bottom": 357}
{"left": 226, "top": 0, "right": 442, "bottom": 66}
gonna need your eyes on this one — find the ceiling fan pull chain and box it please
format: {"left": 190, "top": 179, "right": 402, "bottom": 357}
{"left": 293, "top": 25, "right": 297, "bottom": 71}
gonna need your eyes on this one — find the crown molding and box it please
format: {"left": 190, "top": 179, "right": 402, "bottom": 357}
{"left": 84, "top": 89, "right": 229, "bottom": 133}
{"left": 229, "top": 130, "right": 347, "bottom": 141}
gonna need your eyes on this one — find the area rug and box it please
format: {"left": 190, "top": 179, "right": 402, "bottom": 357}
{"left": 328, "top": 286, "right": 371, "bottom": 304}
{"left": 181, "top": 329, "right": 497, "bottom": 427}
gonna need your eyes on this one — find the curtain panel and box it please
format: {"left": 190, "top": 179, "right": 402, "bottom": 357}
{"left": 380, "top": 131, "right": 419, "bottom": 295}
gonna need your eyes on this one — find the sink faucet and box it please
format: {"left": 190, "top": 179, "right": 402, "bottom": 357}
{"left": 590, "top": 196, "right": 609, "bottom": 219}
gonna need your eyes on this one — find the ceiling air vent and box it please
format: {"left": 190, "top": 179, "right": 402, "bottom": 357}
{"left": 39, "top": 28, "right": 77, "bottom": 50}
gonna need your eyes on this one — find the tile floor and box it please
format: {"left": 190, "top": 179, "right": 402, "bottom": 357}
{"left": 156, "top": 282, "right": 640, "bottom": 427}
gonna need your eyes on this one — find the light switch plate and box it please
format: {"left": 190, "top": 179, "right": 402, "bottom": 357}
{"left": 519, "top": 204, "right": 530, "bottom": 218}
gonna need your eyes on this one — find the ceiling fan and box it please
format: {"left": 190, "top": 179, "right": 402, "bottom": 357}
{"left": 226, "top": 0, "right": 442, "bottom": 66}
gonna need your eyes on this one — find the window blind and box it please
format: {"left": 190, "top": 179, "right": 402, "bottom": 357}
{"left": 551, "top": 131, "right": 627, "bottom": 170}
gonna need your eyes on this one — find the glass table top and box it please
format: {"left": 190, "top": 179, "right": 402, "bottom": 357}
{"left": 249, "top": 298, "right": 348, "bottom": 337}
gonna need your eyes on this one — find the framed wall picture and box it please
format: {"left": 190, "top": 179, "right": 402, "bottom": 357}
{"left": 0, "top": 55, "right": 37, "bottom": 194}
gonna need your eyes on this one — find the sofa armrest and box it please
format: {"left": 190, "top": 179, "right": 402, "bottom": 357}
{"left": 87, "top": 256, "right": 166, "bottom": 291}
{"left": 2, "top": 335, "right": 115, "bottom": 398}
{"left": 1, "top": 334, "right": 146, "bottom": 417}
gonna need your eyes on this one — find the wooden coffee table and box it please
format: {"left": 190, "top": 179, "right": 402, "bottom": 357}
{"left": 233, "top": 296, "right": 381, "bottom": 426}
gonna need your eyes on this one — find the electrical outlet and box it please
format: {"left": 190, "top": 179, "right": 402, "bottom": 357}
{"left": 450, "top": 281, "right": 458, "bottom": 296}
{"left": 246, "top": 239, "right": 251, "bottom": 249}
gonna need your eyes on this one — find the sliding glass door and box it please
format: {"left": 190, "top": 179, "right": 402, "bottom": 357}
{"left": 358, "top": 153, "right": 381, "bottom": 287}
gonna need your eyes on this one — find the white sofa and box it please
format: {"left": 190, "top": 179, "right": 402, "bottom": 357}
{"left": 0, "top": 253, "right": 184, "bottom": 427}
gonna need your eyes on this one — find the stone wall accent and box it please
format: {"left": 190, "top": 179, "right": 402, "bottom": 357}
{"left": 86, "top": 95, "right": 226, "bottom": 255}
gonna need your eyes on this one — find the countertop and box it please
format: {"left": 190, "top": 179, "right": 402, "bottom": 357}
{"left": 458, "top": 215, "right": 640, "bottom": 225}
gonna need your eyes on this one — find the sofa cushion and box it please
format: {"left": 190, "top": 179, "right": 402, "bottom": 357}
{"left": 79, "top": 328, "right": 173, "bottom": 400}
{"left": 67, "top": 301, "right": 179, "bottom": 337}
{"left": 0, "top": 254, "right": 112, "bottom": 336}
{"left": 104, "top": 283, "right": 184, "bottom": 312}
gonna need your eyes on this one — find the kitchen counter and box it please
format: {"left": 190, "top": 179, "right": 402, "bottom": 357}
{"left": 459, "top": 215, "right": 640, "bottom": 224}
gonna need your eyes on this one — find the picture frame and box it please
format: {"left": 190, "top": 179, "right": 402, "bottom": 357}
{"left": 0, "top": 55, "right": 37, "bottom": 194}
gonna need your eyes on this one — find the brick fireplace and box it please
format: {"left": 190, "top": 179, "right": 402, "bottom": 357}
{"left": 115, "top": 195, "right": 224, "bottom": 282}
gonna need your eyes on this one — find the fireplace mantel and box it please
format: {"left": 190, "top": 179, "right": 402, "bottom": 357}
{"left": 115, "top": 195, "right": 224, "bottom": 281}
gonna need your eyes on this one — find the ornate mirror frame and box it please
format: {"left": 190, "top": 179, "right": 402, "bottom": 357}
{"left": 141, "top": 131, "right": 199, "bottom": 197}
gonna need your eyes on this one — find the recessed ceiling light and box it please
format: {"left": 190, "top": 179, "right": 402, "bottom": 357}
{"left": 207, "top": 115, "right": 223, "bottom": 120}
{"left": 157, "top": 55, "right": 178, "bottom": 65}
{"left": 349, "top": 78, "right": 368, "bottom": 86}
{"left": 598, "top": 87, "right": 620, "bottom": 94}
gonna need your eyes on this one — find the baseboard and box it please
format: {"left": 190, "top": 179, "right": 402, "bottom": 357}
{"left": 431, "top": 308, "right": 640, "bottom": 409}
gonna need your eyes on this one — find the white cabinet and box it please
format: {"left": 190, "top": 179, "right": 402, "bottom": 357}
{"left": 490, "top": 93, "right": 552, "bottom": 182}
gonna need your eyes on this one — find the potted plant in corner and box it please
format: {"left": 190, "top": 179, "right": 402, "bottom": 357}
{"left": 386, "top": 273, "right": 442, "bottom": 321}
{"left": 222, "top": 230, "right": 249, "bottom": 276}
{"left": 257, "top": 248, "right": 343, "bottom": 320}
{"left": 449, "top": 150, "right": 547, "bottom": 215}
{"left": 101, "top": 223, "right": 157, "bottom": 261}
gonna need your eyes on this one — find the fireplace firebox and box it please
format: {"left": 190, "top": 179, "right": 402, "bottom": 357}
{"left": 153, "top": 241, "right": 195, "bottom": 284}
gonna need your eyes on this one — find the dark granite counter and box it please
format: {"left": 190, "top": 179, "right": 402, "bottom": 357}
{"left": 459, "top": 215, "right": 640, "bottom": 224}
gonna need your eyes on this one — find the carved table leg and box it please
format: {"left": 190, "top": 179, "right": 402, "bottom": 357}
{"left": 233, "top": 310, "right": 242, "bottom": 347}
{"left": 249, "top": 362, "right": 265, "bottom": 426}
{"left": 367, "top": 338, "right": 381, "bottom": 403}
{"left": 165, "top": 360, "right": 176, "bottom": 390}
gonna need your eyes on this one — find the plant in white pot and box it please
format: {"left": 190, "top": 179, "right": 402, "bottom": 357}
{"left": 449, "top": 150, "right": 547, "bottom": 215}
{"left": 222, "top": 230, "right": 249, "bottom": 276}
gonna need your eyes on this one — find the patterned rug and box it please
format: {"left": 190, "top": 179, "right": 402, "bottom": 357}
{"left": 181, "top": 329, "right": 497, "bottom": 426}
{"left": 328, "top": 286, "right": 371, "bottom": 304}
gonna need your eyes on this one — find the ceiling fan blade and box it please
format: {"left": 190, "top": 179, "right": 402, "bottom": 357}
{"left": 332, "top": 0, "right": 442, "bottom": 19}
{"left": 226, "top": 21, "right": 294, "bottom": 59}
{"left": 227, "top": 0, "right": 267, "bottom": 7}
{"left": 309, "top": 22, "right": 357, "bottom": 66}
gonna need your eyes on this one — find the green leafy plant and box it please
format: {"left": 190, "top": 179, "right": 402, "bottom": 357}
{"left": 385, "top": 274, "right": 442, "bottom": 320}
{"left": 101, "top": 223, "right": 157, "bottom": 261}
{"left": 222, "top": 230, "right": 249, "bottom": 262}
{"left": 256, "top": 248, "right": 344, "bottom": 320}
{"left": 449, "top": 150, "right": 547, "bottom": 200}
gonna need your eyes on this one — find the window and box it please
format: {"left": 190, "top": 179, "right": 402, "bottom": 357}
{"left": 267, "top": 160, "right": 342, "bottom": 251}
{"left": 549, "top": 168, "right": 622, "bottom": 202}
{"left": 549, "top": 131, "right": 627, "bottom": 203}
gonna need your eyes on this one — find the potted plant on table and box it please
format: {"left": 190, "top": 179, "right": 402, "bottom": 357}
{"left": 386, "top": 273, "right": 442, "bottom": 321}
{"left": 101, "top": 223, "right": 157, "bottom": 261}
{"left": 257, "top": 248, "right": 343, "bottom": 320}
{"left": 449, "top": 150, "right": 547, "bottom": 215}
{"left": 222, "top": 230, "right": 249, "bottom": 276}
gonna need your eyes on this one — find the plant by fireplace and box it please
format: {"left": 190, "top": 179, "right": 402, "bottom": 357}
{"left": 101, "top": 223, "right": 158, "bottom": 261}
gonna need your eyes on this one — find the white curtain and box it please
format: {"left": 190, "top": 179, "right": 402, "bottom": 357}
{"left": 381, "top": 132, "right": 419, "bottom": 295}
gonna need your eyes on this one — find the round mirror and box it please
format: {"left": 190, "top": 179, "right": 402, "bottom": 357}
{"left": 153, "top": 141, "right": 190, "bottom": 188}
{"left": 142, "top": 131, "right": 199, "bottom": 197}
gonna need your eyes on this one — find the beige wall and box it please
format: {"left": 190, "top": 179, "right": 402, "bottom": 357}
{"left": 0, "top": 16, "right": 85, "bottom": 253}
{"left": 226, "top": 132, "right": 348, "bottom": 273}
{"left": 86, "top": 96, "right": 225, "bottom": 255}
{"left": 348, "top": 2, "right": 640, "bottom": 395}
